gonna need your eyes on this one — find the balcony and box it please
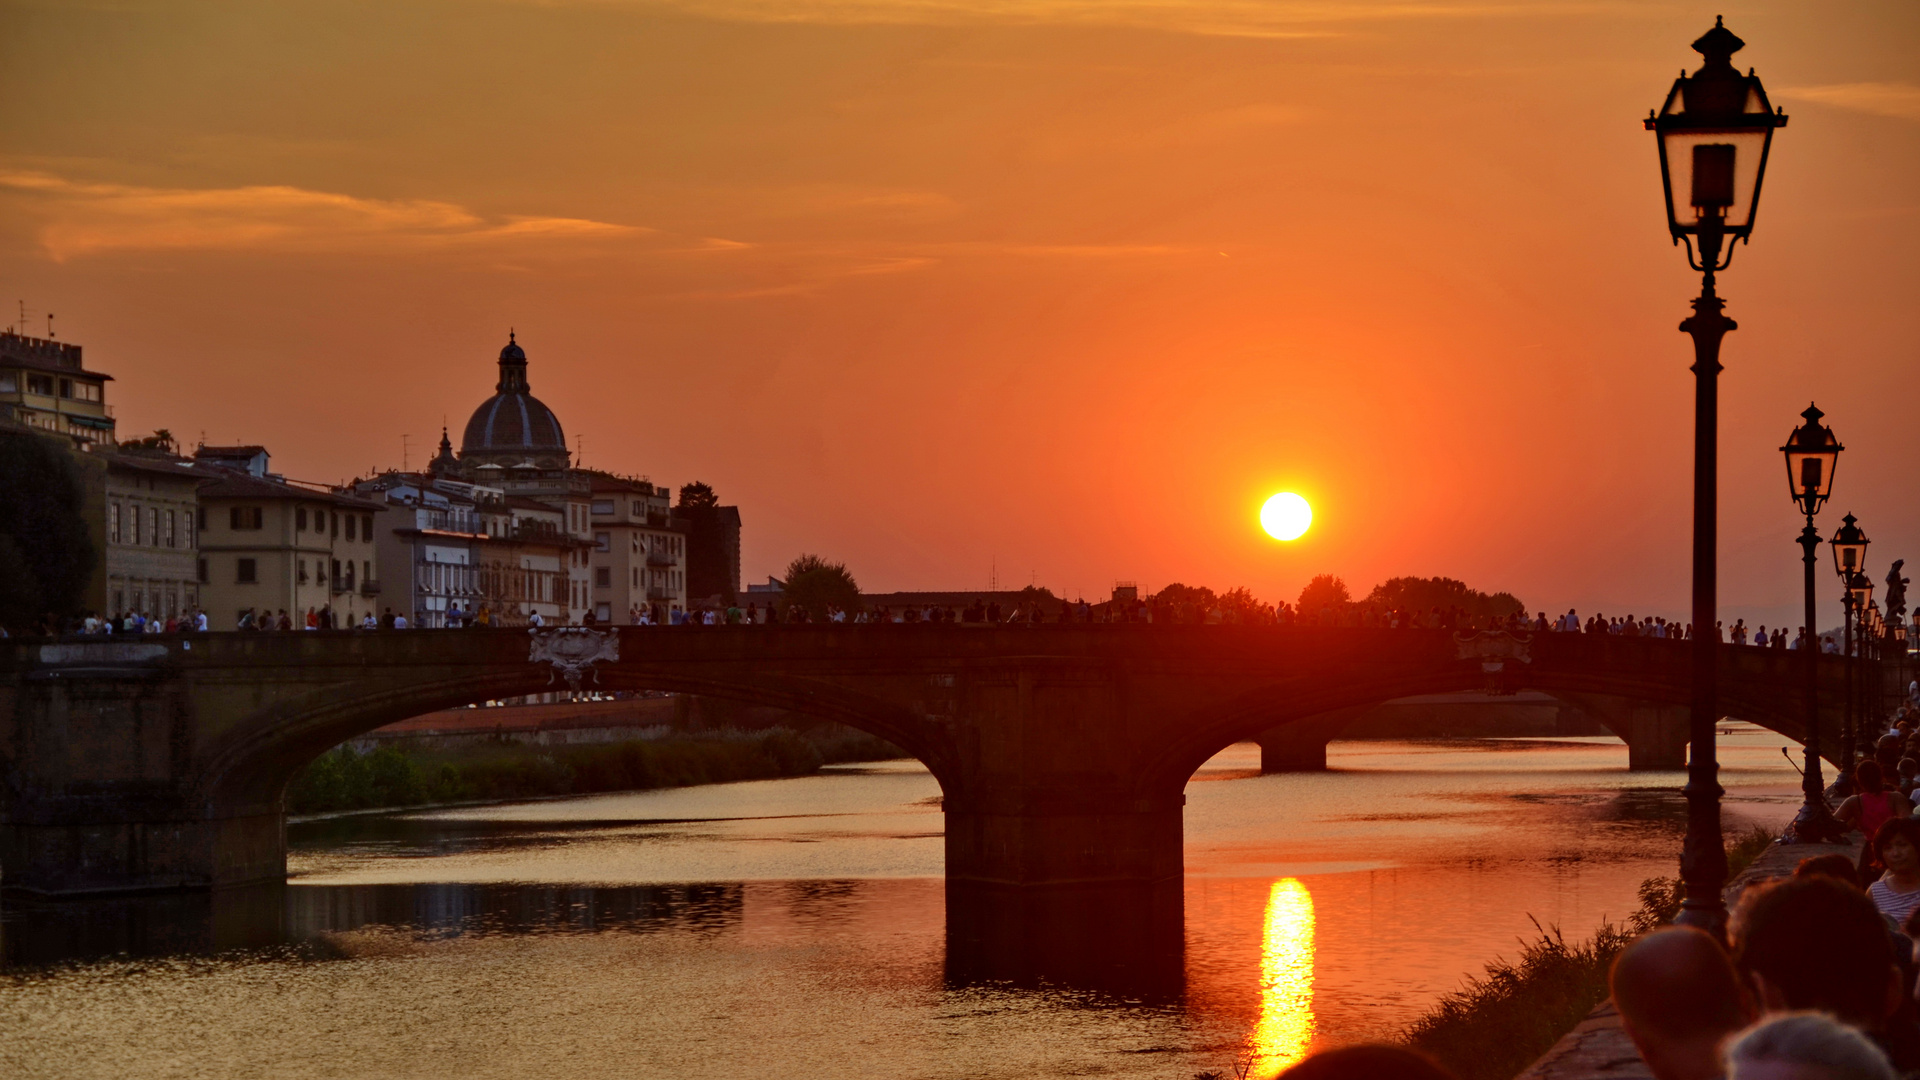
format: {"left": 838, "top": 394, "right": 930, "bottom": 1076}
{"left": 647, "top": 585, "right": 673, "bottom": 601}
{"left": 646, "top": 549, "right": 677, "bottom": 567}
{"left": 360, "top": 580, "right": 382, "bottom": 597}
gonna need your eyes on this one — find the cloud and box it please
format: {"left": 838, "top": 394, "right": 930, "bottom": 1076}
{"left": 1780, "top": 82, "right": 1920, "bottom": 123}
{"left": 0, "top": 172, "right": 644, "bottom": 260}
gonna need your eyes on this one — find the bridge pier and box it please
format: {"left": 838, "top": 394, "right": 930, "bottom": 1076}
{"left": 1253, "top": 707, "right": 1372, "bottom": 773}
{"left": 1558, "top": 694, "right": 1689, "bottom": 771}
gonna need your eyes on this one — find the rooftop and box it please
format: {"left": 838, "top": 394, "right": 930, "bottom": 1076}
{"left": 0, "top": 330, "right": 113, "bottom": 381}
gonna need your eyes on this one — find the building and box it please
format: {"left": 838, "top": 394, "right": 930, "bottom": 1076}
{"left": 93, "top": 448, "right": 205, "bottom": 620}
{"left": 0, "top": 330, "right": 115, "bottom": 448}
{"left": 192, "top": 446, "right": 386, "bottom": 627}
{"left": 583, "top": 472, "right": 687, "bottom": 623}
{"left": 422, "top": 333, "right": 691, "bottom": 624}
{"left": 437, "top": 334, "right": 595, "bottom": 617}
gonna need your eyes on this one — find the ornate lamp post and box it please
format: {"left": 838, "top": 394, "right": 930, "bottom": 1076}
{"left": 1781, "top": 405, "right": 1844, "bottom": 841}
{"left": 1835, "top": 515, "right": 1872, "bottom": 759}
{"left": 1648, "top": 17, "right": 1789, "bottom": 933}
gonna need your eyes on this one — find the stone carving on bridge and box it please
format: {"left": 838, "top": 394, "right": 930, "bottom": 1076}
{"left": 528, "top": 627, "right": 620, "bottom": 692}
{"left": 1453, "top": 631, "right": 1533, "bottom": 695}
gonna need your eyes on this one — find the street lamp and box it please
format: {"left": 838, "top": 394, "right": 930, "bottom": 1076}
{"left": 1780, "top": 405, "right": 1844, "bottom": 843}
{"left": 1649, "top": 17, "right": 1789, "bottom": 934}
{"left": 1835, "top": 513, "right": 1873, "bottom": 764}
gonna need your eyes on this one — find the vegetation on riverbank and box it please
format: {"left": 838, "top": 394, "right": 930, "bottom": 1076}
{"left": 1402, "top": 825, "right": 1777, "bottom": 1080}
{"left": 285, "top": 725, "right": 904, "bottom": 815}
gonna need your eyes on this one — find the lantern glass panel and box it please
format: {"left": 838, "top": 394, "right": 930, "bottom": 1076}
{"left": 1660, "top": 127, "right": 1771, "bottom": 234}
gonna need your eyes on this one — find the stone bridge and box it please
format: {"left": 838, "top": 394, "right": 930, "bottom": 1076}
{"left": 0, "top": 627, "right": 1865, "bottom": 901}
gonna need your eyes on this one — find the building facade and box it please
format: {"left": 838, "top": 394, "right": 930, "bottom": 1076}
{"left": 585, "top": 473, "right": 687, "bottom": 623}
{"left": 193, "top": 447, "right": 386, "bottom": 627}
{"left": 96, "top": 450, "right": 204, "bottom": 620}
{"left": 0, "top": 331, "right": 115, "bottom": 448}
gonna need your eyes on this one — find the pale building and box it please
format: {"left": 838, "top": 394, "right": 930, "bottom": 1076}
{"left": 583, "top": 472, "right": 689, "bottom": 623}
{"left": 0, "top": 330, "right": 115, "bottom": 448}
{"left": 352, "top": 472, "right": 585, "bottom": 627}
{"left": 193, "top": 447, "right": 385, "bottom": 627}
{"left": 95, "top": 450, "right": 204, "bottom": 620}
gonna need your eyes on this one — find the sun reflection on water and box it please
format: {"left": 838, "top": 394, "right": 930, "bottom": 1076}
{"left": 1249, "top": 877, "right": 1316, "bottom": 1076}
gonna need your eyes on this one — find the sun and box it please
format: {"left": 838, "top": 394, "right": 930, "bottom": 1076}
{"left": 1261, "top": 492, "right": 1312, "bottom": 541}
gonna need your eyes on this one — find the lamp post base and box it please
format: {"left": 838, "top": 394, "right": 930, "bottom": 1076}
{"left": 1783, "top": 798, "right": 1848, "bottom": 845}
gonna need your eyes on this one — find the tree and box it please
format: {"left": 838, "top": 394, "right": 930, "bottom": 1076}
{"left": 1153, "top": 583, "right": 1218, "bottom": 624}
{"left": 1297, "top": 574, "right": 1350, "bottom": 619}
{"left": 123, "top": 429, "right": 177, "bottom": 454}
{"left": 1365, "top": 576, "right": 1525, "bottom": 620}
{"left": 781, "top": 554, "right": 861, "bottom": 622}
{"left": 1216, "top": 587, "right": 1270, "bottom": 625}
{"left": 0, "top": 430, "right": 97, "bottom": 632}
{"left": 676, "top": 481, "right": 733, "bottom": 604}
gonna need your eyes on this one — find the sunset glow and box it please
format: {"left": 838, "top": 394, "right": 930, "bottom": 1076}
{"left": 1250, "top": 877, "right": 1317, "bottom": 1076}
{"left": 1, "top": 2, "right": 1913, "bottom": 628}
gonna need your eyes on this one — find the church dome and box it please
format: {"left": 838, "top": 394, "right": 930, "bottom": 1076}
{"left": 460, "top": 332, "right": 567, "bottom": 455}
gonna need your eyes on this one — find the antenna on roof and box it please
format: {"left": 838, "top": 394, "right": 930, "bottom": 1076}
{"left": 401, "top": 433, "right": 411, "bottom": 472}
{"left": 46, "top": 313, "right": 54, "bottom": 340}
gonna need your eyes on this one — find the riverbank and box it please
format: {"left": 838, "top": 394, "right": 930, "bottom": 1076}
{"left": 1397, "top": 825, "right": 1776, "bottom": 1080}
{"left": 284, "top": 724, "right": 904, "bottom": 815}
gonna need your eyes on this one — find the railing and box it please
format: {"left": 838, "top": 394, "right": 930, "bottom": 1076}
{"left": 360, "top": 580, "right": 381, "bottom": 597}
{"left": 646, "top": 549, "right": 677, "bottom": 567}
{"left": 647, "top": 585, "right": 673, "bottom": 600}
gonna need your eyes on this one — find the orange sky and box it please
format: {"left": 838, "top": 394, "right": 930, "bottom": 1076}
{"left": 3, "top": 0, "right": 1916, "bottom": 630}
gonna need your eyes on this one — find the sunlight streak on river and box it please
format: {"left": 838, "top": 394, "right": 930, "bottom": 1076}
{"left": 1250, "top": 877, "right": 1316, "bottom": 1075}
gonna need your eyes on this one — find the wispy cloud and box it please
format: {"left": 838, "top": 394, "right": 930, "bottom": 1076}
{"left": 1780, "top": 82, "right": 1920, "bottom": 123}
{"left": 0, "top": 172, "right": 644, "bottom": 260}
{"left": 558, "top": 0, "right": 1598, "bottom": 39}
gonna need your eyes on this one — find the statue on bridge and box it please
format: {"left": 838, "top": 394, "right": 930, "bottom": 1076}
{"left": 1887, "top": 560, "right": 1909, "bottom": 625}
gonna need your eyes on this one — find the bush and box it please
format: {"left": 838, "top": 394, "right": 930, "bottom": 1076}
{"left": 282, "top": 724, "right": 904, "bottom": 816}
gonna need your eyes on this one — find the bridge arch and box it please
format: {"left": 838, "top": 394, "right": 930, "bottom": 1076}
{"left": 198, "top": 666, "right": 951, "bottom": 823}
{"left": 1141, "top": 646, "right": 1824, "bottom": 795}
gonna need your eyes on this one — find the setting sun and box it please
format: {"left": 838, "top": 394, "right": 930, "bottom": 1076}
{"left": 1260, "top": 493, "right": 1312, "bottom": 542}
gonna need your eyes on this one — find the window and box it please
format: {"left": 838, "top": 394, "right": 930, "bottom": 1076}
{"left": 26, "top": 373, "right": 53, "bottom": 395}
{"left": 594, "top": 532, "right": 610, "bottom": 552}
{"left": 345, "top": 515, "right": 356, "bottom": 541}
{"left": 236, "top": 558, "right": 257, "bottom": 584}
{"left": 165, "top": 510, "right": 177, "bottom": 548}
{"left": 330, "top": 559, "right": 341, "bottom": 585}
{"left": 344, "top": 561, "right": 355, "bottom": 589}
{"left": 363, "top": 560, "right": 371, "bottom": 584}
{"left": 632, "top": 501, "right": 644, "bottom": 516}
{"left": 596, "top": 603, "right": 611, "bottom": 622}
{"left": 75, "top": 382, "right": 101, "bottom": 402}
{"left": 230, "top": 506, "right": 263, "bottom": 530}
{"left": 298, "top": 560, "right": 309, "bottom": 584}
{"left": 58, "top": 378, "right": 73, "bottom": 398}
{"left": 184, "top": 513, "right": 195, "bottom": 547}
{"left": 0, "top": 372, "right": 14, "bottom": 392}
{"left": 196, "top": 559, "right": 208, "bottom": 583}
{"left": 296, "top": 507, "right": 307, "bottom": 531}
{"left": 591, "top": 499, "right": 613, "bottom": 515}
{"left": 109, "top": 503, "right": 121, "bottom": 544}
{"left": 147, "top": 507, "right": 158, "bottom": 546}
{"left": 595, "top": 567, "right": 611, "bottom": 589}
{"left": 362, "top": 515, "right": 373, "bottom": 539}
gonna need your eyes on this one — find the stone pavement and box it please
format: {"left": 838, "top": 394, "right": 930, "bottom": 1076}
{"left": 1513, "top": 836, "right": 1862, "bottom": 1080}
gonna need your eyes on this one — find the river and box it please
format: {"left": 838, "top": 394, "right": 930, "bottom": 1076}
{"left": 3, "top": 726, "right": 1801, "bottom": 1079}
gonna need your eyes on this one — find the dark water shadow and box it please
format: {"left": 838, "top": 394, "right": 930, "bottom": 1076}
{"left": 0, "top": 881, "right": 745, "bottom": 969}
{"left": 943, "top": 880, "right": 1186, "bottom": 1004}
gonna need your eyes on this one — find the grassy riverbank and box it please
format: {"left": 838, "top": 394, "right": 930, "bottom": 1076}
{"left": 285, "top": 725, "right": 904, "bottom": 815}
{"left": 1402, "top": 825, "right": 1777, "bottom": 1080}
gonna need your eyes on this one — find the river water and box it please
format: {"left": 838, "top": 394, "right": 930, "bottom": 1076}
{"left": 3, "top": 727, "right": 1801, "bottom": 1079}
